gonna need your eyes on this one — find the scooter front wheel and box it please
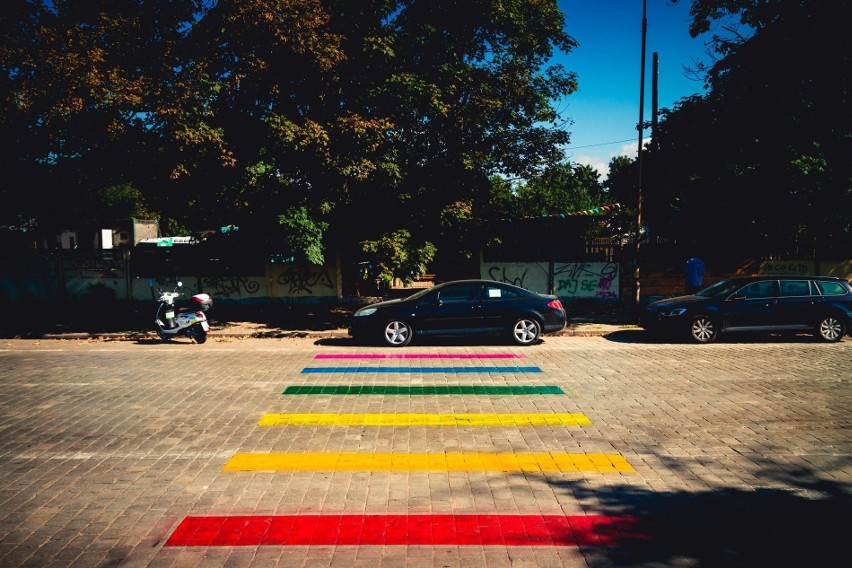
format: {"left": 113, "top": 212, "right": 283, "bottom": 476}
{"left": 156, "top": 329, "right": 172, "bottom": 341}
{"left": 188, "top": 323, "right": 208, "bottom": 344}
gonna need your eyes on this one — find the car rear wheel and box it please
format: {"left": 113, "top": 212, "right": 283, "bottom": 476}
{"left": 690, "top": 315, "right": 718, "bottom": 344}
{"left": 511, "top": 318, "right": 541, "bottom": 345}
{"left": 383, "top": 320, "right": 413, "bottom": 347}
{"left": 816, "top": 315, "right": 845, "bottom": 342}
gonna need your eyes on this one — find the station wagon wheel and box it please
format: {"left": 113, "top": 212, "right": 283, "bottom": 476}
{"left": 690, "top": 315, "right": 718, "bottom": 344}
{"left": 383, "top": 320, "right": 413, "bottom": 347}
{"left": 511, "top": 318, "right": 541, "bottom": 345}
{"left": 816, "top": 315, "right": 845, "bottom": 342}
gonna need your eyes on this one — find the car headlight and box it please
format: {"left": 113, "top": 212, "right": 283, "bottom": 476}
{"left": 354, "top": 308, "right": 377, "bottom": 317}
{"left": 660, "top": 307, "right": 687, "bottom": 317}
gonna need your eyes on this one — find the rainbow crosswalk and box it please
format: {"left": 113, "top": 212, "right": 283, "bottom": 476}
{"left": 166, "top": 351, "right": 640, "bottom": 548}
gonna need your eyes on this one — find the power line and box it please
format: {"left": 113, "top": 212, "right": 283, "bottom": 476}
{"left": 568, "top": 138, "right": 636, "bottom": 150}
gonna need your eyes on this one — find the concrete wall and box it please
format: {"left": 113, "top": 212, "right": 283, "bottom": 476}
{"left": 1, "top": 250, "right": 342, "bottom": 304}
{"left": 481, "top": 261, "right": 620, "bottom": 300}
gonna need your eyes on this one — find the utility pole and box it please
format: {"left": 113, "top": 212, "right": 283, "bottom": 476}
{"left": 634, "top": 0, "right": 648, "bottom": 308}
{"left": 652, "top": 52, "right": 659, "bottom": 137}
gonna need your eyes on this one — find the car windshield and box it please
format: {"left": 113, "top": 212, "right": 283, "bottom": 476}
{"left": 403, "top": 286, "right": 441, "bottom": 302}
{"left": 696, "top": 279, "right": 746, "bottom": 299}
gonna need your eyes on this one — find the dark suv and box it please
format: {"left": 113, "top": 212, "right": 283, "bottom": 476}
{"left": 641, "top": 276, "right": 852, "bottom": 343}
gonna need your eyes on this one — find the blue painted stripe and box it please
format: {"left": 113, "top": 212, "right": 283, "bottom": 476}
{"left": 300, "top": 366, "right": 542, "bottom": 374}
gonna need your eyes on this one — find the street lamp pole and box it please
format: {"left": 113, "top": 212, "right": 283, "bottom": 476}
{"left": 634, "top": 0, "right": 648, "bottom": 307}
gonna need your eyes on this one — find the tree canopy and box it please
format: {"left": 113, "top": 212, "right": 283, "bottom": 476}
{"left": 3, "top": 0, "right": 847, "bottom": 277}
{"left": 1, "top": 0, "right": 578, "bottom": 273}
{"left": 643, "top": 0, "right": 852, "bottom": 260}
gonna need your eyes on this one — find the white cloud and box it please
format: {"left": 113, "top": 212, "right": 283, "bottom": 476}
{"left": 575, "top": 155, "right": 610, "bottom": 178}
{"left": 619, "top": 137, "right": 652, "bottom": 159}
{"left": 569, "top": 137, "right": 651, "bottom": 180}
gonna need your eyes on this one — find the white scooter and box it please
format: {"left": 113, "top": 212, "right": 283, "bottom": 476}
{"left": 150, "top": 280, "right": 213, "bottom": 344}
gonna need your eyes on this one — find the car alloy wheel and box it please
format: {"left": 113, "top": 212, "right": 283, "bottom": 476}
{"left": 511, "top": 318, "right": 541, "bottom": 345}
{"left": 690, "top": 315, "right": 718, "bottom": 343}
{"left": 383, "top": 320, "right": 413, "bottom": 346}
{"left": 816, "top": 315, "right": 845, "bottom": 342}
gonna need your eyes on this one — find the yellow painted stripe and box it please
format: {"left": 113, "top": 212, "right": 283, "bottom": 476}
{"left": 223, "top": 452, "right": 634, "bottom": 472}
{"left": 257, "top": 413, "right": 592, "bottom": 427}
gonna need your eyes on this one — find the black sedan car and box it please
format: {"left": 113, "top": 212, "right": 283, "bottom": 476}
{"left": 641, "top": 275, "right": 852, "bottom": 343}
{"left": 349, "top": 280, "right": 567, "bottom": 346}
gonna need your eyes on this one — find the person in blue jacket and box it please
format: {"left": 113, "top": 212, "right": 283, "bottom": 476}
{"left": 684, "top": 256, "right": 705, "bottom": 294}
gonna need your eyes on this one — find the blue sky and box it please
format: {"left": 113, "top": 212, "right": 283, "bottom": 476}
{"left": 554, "top": 0, "right": 711, "bottom": 177}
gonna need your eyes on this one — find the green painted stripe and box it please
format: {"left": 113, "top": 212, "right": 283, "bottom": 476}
{"left": 282, "top": 385, "right": 565, "bottom": 395}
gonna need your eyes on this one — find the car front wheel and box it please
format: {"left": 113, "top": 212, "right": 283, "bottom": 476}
{"left": 511, "top": 318, "right": 541, "bottom": 345}
{"left": 690, "top": 315, "right": 718, "bottom": 344}
{"left": 383, "top": 320, "right": 413, "bottom": 346}
{"left": 816, "top": 315, "right": 845, "bottom": 342}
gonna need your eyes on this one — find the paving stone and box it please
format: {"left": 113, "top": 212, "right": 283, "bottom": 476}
{"left": 0, "top": 336, "right": 849, "bottom": 566}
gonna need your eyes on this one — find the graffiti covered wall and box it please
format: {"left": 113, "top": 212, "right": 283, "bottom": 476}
{"left": 482, "top": 261, "right": 620, "bottom": 300}
{"left": 132, "top": 263, "right": 341, "bottom": 303}
{"left": 482, "top": 263, "right": 550, "bottom": 295}
{"left": 270, "top": 263, "right": 338, "bottom": 298}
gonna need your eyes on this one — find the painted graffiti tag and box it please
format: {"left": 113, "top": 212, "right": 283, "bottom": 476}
{"left": 202, "top": 276, "right": 262, "bottom": 298}
{"left": 554, "top": 262, "right": 618, "bottom": 299}
{"left": 482, "top": 262, "right": 619, "bottom": 299}
{"left": 487, "top": 266, "right": 529, "bottom": 288}
{"left": 277, "top": 265, "right": 334, "bottom": 294}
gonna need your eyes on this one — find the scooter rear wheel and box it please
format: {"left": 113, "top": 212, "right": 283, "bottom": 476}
{"left": 189, "top": 324, "right": 208, "bottom": 344}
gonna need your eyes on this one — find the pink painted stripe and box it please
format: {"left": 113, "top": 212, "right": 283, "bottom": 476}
{"left": 166, "top": 514, "right": 644, "bottom": 547}
{"left": 315, "top": 353, "right": 524, "bottom": 359}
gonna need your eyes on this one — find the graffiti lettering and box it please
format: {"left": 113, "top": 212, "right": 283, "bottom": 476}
{"left": 202, "top": 276, "right": 261, "bottom": 298}
{"left": 553, "top": 262, "right": 619, "bottom": 300}
{"left": 277, "top": 266, "right": 334, "bottom": 294}
{"left": 759, "top": 262, "right": 812, "bottom": 276}
{"left": 482, "top": 262, "right": 619, "bottom": 299}
{"left": 487, "top": 266, "right": 529, "bottom": 288}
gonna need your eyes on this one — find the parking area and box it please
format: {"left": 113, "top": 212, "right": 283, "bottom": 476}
{"left": 0, "top": 334, "right": 849, "bottom": 567}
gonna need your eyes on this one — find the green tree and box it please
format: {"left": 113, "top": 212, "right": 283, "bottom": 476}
{"left": 2, "top": 1, "right": 579, "bottom": 266}
{"left": 348, "top": 0, "right": 578, "bottom": 276}
{"left": 277, "top": 206, "right": 329, "bottom": 265}
{"left": 0, "top": 1, "right": 203, "bottom": 236}
{"left": 647, "top": 0, "right": 852, "bottom": 258}
{"left": 361, "top": 229, "right": 437, "bottom": 286}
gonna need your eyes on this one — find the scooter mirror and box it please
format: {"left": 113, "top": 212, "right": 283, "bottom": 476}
{"left": 177, "top": 281, "right": 183, "bottom": 287}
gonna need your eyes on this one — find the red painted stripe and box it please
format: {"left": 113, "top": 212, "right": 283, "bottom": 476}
{"left": 166, "top": 514, "right": 644, "bottom": 547}
{"left": 314, "top": 353, "right": 524, "bottom": 359}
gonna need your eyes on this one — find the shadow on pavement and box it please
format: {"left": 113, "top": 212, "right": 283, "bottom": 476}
{"left": 603, "top": 329, "right": 834, "bottom": 345}
{"left": 532, "top": 456, "right": 849, "bottom": 567}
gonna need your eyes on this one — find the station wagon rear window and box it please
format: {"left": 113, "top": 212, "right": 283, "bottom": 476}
{"left": 815, "top": 281, "right": 847, "bottom": 295}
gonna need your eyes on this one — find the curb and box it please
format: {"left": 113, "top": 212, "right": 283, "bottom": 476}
{"left": 35, "top": 326, "right": 632, "bottom": 341}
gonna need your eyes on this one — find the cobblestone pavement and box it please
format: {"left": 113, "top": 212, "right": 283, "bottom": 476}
{"left": 0, "top": 333, "right": 849, "bottom": 567}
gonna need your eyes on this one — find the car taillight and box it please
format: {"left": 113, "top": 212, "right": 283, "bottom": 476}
{"left": 548, "top": 299, "right": 564, "bottom": 311}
